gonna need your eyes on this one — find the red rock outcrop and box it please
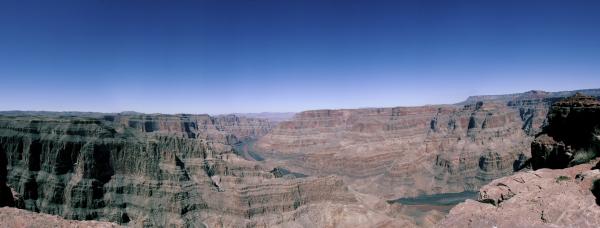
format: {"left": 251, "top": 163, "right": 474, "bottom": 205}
{"left": 436, "top": 161, "right": 600, "bottom": 228}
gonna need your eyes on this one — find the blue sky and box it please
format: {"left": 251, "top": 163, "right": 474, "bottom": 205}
{"left": 1, "top": 0, "right": 599, "bottom": 114}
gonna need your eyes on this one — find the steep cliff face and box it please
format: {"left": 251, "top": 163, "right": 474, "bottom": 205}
{"left": 0, "top": 137, "right": 13, "bottom": 207}
{"left": 0, "top": 114, "right": 408, "bottom": 227}
{"left": 0, "top": 115, "right": 221, "bottom": 225}
{"left": 438, "top": 94, "right": 600, "bottom": 227}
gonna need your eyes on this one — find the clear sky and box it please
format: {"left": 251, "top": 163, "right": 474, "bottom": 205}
{"left": 1, "top": 0, "right": 600, "bottom": 114}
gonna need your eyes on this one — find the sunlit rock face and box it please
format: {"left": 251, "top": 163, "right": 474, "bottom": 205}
{"left": 0, "top": 113, "right": 409, "bottom": 227}
{"left": 256, "top": 89, "right": 600, "bottom": 199}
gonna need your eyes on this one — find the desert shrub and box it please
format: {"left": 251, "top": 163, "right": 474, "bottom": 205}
{"left": 555, "top": 175, "right": 570, "bottom": 183}
{"left": 571, "top": 149, "right": 598, "bottom": 165}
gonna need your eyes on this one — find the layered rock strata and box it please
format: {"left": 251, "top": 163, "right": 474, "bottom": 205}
{"left": 256, "top": 90, "right": 600, "bottom": 199}
{"left": 109, "top": 113, "right": 273, "bottom": 141}
{"left": 0, "top": 114, "right": 408, "bottom": 227}
{"left": 257, "top": 102, "right": 536, "bottom": 198}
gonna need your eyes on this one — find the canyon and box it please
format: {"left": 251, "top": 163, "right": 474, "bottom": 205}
{"left": 1, "top": 88, "right": 600, "bottom": 227}
{"left": 0, "top": 113, "right": 411, "bottom": 227}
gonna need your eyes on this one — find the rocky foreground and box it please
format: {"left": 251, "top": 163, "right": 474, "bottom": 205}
{"left": 438, "top": 93, "right": 600, "bottom": 227}
{"left": 437, "top": 162, "right": 600, "bottom": 227}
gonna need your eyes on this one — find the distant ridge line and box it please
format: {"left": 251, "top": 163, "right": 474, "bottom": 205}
{"left": 458, "top": 88, "right": 600, "bottom": 105}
